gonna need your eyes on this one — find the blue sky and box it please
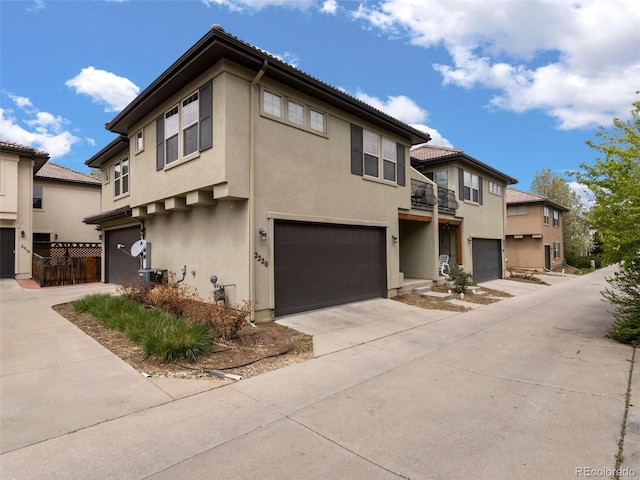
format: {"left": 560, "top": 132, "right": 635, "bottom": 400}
{"left": 2, "top": 0, "right": 639, "bottom": 196}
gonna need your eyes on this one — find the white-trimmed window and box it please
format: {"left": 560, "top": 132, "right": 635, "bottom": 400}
{"left": 114, "top": 157, "right": 129, "bottom": 196}
{"left": 382, "top": 138, "right": 396, "bottom": 181}
{"left": 463, "top": 171, "right": 480, "bottom": 202}
{"left": 363, "top": 130, "right": 379, "bottom": 177}
{"left": 262, "top": 89, "right": 326, "bottom": 134}
{"left": 135, "top": 130, "right": 144, "bottom": 153}
{"left": 310, "top": 109, "right": 325, "bottom": 133}
{"left": 182, "top": 92, "right": 199, "bottom": 156}
{"left": 553, "top": 242, "right": 561, "bottom": 259}
{"left": 33, "top": 184, "right": 43, "bottom": 209}
{"left": 489, "top": 182, "right": 502, "bottom": 195}
{"left": 507, "top": 206, "right": 517, "bottom": 216}
{"left": 543, "top": 206, "right": 550, "bottom": 225}
{"left": 264, "top": 91, "right": 282, "bottom": 117}
{"left": 288, "top": 100, "right": 304, "bottom": 125}
{"left": 518, "top": 206, "right": 528, "bottom": 215}
{"left": 553, "top": 210, "right": 560, "bottom": 227}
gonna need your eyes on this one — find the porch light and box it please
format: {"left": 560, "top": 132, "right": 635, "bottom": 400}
{"left": 468, "top": 236, "right": 473, "bottom": 244}
{"left": 259, "top": 228, "right": 267, "bottom": 242}
{"left": 392, "top": 234, "right": 398, "bottom": 244}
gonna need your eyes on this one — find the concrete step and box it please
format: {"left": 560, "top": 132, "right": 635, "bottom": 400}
{"left": 412, "top": 286, "right": 432, "bottom": 295}
{"left": 468, "top": 286, "right": 488, "bottom": 296}
{"left": 420, "top": 291, "right": 454, "bottom": 301}
{"left": 399, "top": 279, "right": 434, "bottom": 294}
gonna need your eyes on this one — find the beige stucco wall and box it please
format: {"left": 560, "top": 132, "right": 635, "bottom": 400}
{"left": 32, "top": 180, "right": 101, "bottom": 242}
{"left": 0, "top": 153, "right": 34, "bottom": 278}
{"left": 95, "top": 59, "right": 432, "bottom": 318}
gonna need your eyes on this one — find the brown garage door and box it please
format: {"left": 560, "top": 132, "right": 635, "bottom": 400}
{"left": 472, "top": 238, "right": 502, "bottom": 282}
{"left": 274, "top": 221, "right": 386, "bottom": 317}
{"left": 105, "top": 227, "right": 141, "bottom": 284}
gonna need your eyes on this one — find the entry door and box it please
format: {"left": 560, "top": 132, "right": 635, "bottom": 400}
{"left": 544, "top": 245, "right": 551, "bottom": 270}
{"left": 1, "top": 228, "right": 16, "bottom": 278}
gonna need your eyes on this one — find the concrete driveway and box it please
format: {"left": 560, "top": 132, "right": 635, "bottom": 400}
{"left": 1, "top": 267, "right": 638, "bottom": 479}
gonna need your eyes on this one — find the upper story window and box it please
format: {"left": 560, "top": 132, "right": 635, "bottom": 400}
{"left": 135, "top": 130, "right": 144, "bottom": 153}
{"left": 33, "top": 184, "right": 43, "bottom": 209}
{"left": 262, "top": 89, "right": 327, "bottom": 135}
{"left": 489, "top": 182, "right": 502, "bottom": 196}
{"left": 508, "top": 205, "right": 528, "bottom": 215}
{"left": 553, "top": 210, "right": 560, "bottom": 227}
{"left": 543, "top": 206, "right": 550, "bottom": 224}
{"left": 156, "top": 81, "right": 212, "bottom": 171}
{"left": 114, "top": 157, "right": 129, "bottom": 197}
{"left": 462, "top": 170, "right": 480, "bottom": 203}
{"left": 350, "top": 124, "right": 405, "bottom": 187}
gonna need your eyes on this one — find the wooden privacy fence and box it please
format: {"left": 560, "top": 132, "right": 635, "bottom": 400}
{"left": 32, "top": 242, "right": 101, "bottom": 287}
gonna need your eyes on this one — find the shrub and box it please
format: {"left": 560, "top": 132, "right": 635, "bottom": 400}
{"left": 447, "top": 264, "right": 473, "bottom": 294}
{"left": 603, "top": 260, "right": 640, "bottom": 345}
{"left": 182, "top": 299, "right": 251, "bottom": 341}
{"left": 74, "top": 293, "right": 214, "bottom": 362}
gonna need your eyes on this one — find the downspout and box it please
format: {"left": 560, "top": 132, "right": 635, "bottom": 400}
{"left": 249, "top": 60, "right": 268, "bottom": 323}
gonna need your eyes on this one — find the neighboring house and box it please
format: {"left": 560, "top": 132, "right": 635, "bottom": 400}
{"left": 410, "top": 145, "right": 518, "bottom": 282}
{"left": 84, "top": 25, "right": 434, "bottom": 320}
{"left": 0, "top": 141, "right": 49, "bottom": 279}
{"left": 33, "top": 163, "right": 102, "bottom": 243}
{"left": 505, "top": 188, "right": 569, "bottom": 271}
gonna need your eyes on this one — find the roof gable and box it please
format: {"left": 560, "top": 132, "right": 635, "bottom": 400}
{"left": 506, "top": 188, "right": 569, "bottom": 211}
{"left": 105, "top": 25, "right": 430, "bottom": 145}
{"left": 36, "top": 162, "right": 101, "bottom": 185}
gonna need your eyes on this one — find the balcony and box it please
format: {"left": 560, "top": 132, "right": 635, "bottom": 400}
{"left": 438, "top": 187, "right": 459, "bottom": 214}
{"left": 411, "top": 179, "right": 437, "bottom": 211}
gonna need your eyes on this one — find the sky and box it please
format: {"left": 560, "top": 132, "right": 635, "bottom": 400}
{"left": 1, "top": 0, "right": 639, "bottom": 197}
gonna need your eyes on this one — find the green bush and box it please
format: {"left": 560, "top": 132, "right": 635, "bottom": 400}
{"left": 74, "top": 294, "right": 214, "bottom": 361}
{"left": 603, "top": 261, "right": 640, "bottom": 345}
{"left": 447, "top": 264, "right": 473, "bottom": 294}
{"left": 565, "top": 253, "right": 602, "bottom": 269}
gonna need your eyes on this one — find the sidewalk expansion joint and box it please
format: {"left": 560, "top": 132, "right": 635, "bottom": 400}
{"left": 614, "top": 346, "right": 636, "bottom": 479}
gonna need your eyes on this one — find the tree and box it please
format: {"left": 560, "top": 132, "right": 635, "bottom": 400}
{"left": 530, "top": 169, "right": 591, "bottom": 258}
{"left": 577, "top": 98, "right": 640, "bottom": 265}
{"left": 576, "top": 96, "right": 640, "bottom": 344}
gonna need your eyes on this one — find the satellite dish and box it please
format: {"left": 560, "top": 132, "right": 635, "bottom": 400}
{"left": 130, "top": 240, "right": 147, "bottom": 257}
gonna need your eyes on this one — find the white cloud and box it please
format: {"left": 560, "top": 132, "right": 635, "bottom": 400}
{"left": 350, "top": 0, "right": 640, "bottom": 130}
{"left": 353, "top": 90, "right": 452, "bottom": 146}
{"left": 65, "top": 67, "right": 139, "bottom": 113}
{"left": 0, "top": 94, "right": 80, "bottom": 159}
{"left": 320, "top": 0, "right": 337, "bottom": 15}
{"left": 569, "top": 181, "right": 594, "bottom": 209}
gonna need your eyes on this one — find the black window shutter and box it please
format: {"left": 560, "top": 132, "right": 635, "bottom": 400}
{"left": 396, "top": 144, "right": 405, "bottom": 186}
{"left": 478, "top": 176, "right": 484, "bottom": 205}
{"left": 350, "top": 124, "right": 363, "bottom": 176}
{"left": 458, "top": 168, "right": 464, "bottom": 200}
{"left": 156, "top": 115, "right": 164, "bottom": 171}
{"left": 199, "top": 81, "right": 213, "bottom": 151}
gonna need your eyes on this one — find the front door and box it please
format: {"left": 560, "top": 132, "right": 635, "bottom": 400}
{"left": 544, "top": 245, "right": 551, "bottom": 270}
{"left": 1, "top": 228, "right": 16, "bottom": 278}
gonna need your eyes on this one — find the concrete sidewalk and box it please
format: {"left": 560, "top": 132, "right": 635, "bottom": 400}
{"left": 1, "top": 269, "right": 638, "bottom": 479}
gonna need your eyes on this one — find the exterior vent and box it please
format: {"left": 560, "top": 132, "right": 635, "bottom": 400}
{"left": 138, "top": 269, "right": 167, "bottom": 286}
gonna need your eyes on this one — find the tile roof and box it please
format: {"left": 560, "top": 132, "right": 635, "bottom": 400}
{"left": 36, "top": 162, "right": 101, "bottom": 185}
{"left": 506, "top": 188, "right": 569, "bottom": 211}
{"left": 0, "top": 140, "right": 49, "bottom": 157}
{"left": 410, "top": 144, "right": 463, "bottom": 160}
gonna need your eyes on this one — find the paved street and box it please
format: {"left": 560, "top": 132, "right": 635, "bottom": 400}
{"left": 1, "top": 266, "right": 638, "bottom": 479}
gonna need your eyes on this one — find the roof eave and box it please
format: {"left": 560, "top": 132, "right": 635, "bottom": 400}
{"left": 106, "top": 28, "right": 430, "bottom": 145}
{"left": 85, "top": 136, "right": 129, "bottom": 168}
{"left": 412, "top": 152, "right": 518, "bottom": 185}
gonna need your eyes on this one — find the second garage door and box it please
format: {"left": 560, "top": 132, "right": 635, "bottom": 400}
{"left": 471, "top": 238, "right": 503, "bottom": 283}
{"left": 274, "top": 221, "right": 387, "bottom": 317}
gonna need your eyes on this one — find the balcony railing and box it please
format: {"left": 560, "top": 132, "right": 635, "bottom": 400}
{"left": 438, "top": 187, "right": 459, "bottom": 214}
{"left": 411, "top": 179, "right": 436, "bottom": 211}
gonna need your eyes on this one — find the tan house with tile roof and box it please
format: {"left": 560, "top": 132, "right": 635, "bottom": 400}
{"left": 0, "top": 141, "right": 49, "bottom": 278}
{"left": 505, "top": 188, "right": 569, "bottom": 271}
{"left": 84, "top": 25, "right": 436, "bottom": 320}
{"left": 410, "top": 145, "right": 518, "bottom": 282}
{"left": 33, "top": 163, "right": 101, "bottom": 243}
